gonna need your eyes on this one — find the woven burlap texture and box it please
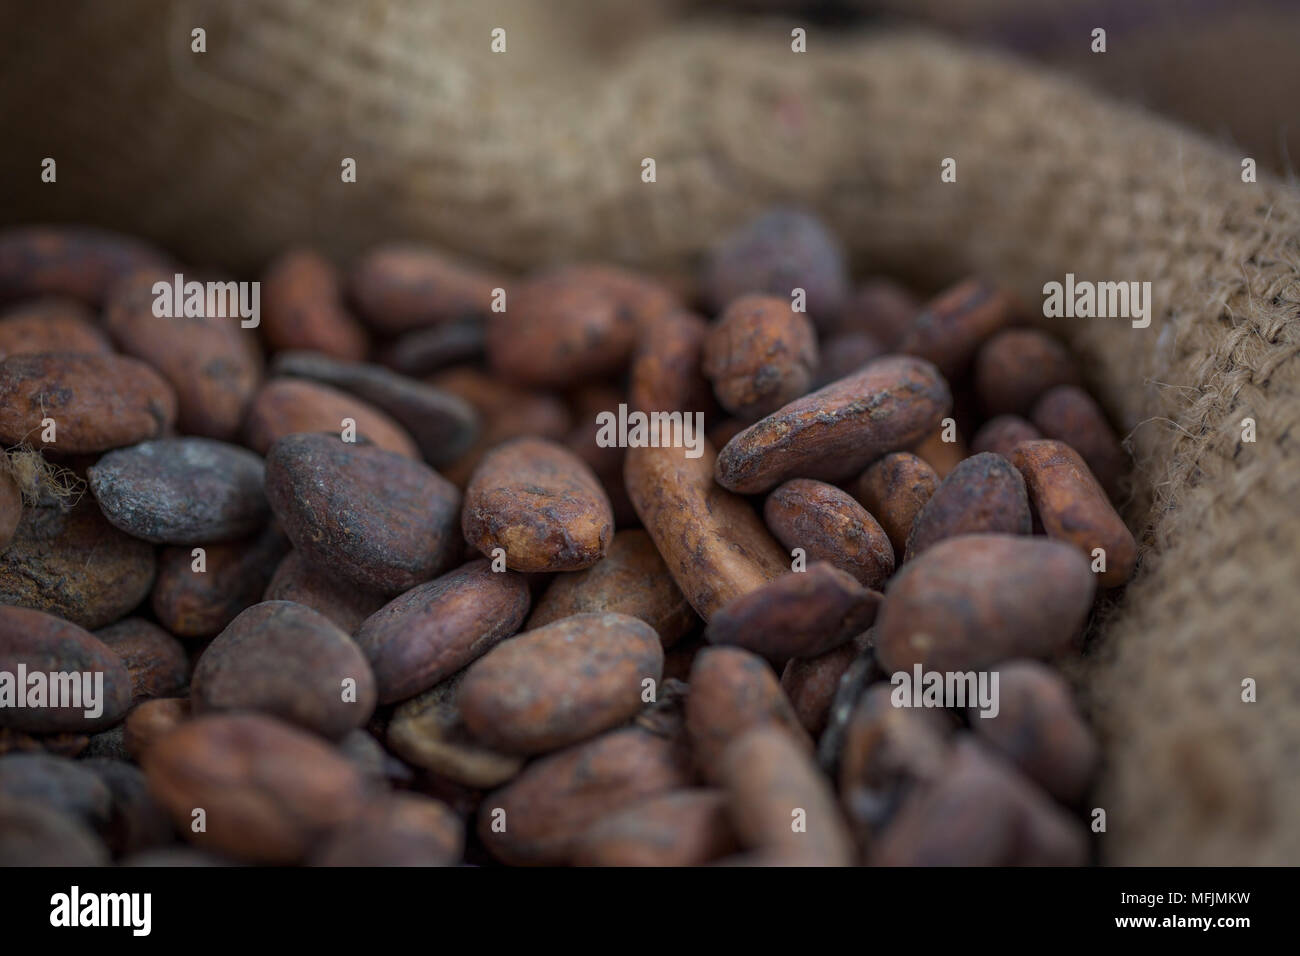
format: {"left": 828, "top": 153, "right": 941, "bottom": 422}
{"left": 4, "top": 0, "right": 1299, "bottom": 864}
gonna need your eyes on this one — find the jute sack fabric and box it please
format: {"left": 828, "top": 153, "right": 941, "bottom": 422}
{"left": 3, "top": 0, "right": 1299, "bottom": 864}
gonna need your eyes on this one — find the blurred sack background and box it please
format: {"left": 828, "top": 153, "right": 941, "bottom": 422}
{"left": 2, "top": 0, "right": 1299, "bottom": 865}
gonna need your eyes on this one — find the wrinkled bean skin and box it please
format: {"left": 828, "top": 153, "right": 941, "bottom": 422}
{"left": 764, "top": 479, "right": 894, "bottom": 589}
{"left": 715, "top": 356, "right": 950, "bottom": 494}
{"left": 462, "top": 438, "right": 613, "bottom": 573}
{"left": 626, "top": 442, "right": 788, "bottom": 621}
{"left": 0, "top": 353, "right": 176, "bottom": 453}
{"left": 702, "top": 294, "right": 818, "bottom": 421}
{"left": 0, "top": 499, "right": 156, "bottom": 630}
{"left": 853, "top": 452, "right": 938, "bottom": 558}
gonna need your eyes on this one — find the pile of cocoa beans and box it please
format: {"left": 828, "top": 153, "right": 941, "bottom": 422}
{"left": 0, "top": 208, "right": 1133, "bottom": 866}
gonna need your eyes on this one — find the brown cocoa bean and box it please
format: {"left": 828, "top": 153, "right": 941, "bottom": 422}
{"left": 271, "top": 350, "right": 479, "bottom": 465}
{"left": 0, "top": 352, "right": 176, "bottom": 453}
{"left": 262, "top": 550, "right": 386, "bottom": 634}
{"left": 486, "top": 265, "right": 643, "bottom": 387}
{"left": 904, "top": 451, "right": 1031, "bottom": 561}
{"left": 715, "top": 355, "right": 950, "bottom": 493}
{"left": 261, "top": 248, "right": 369, "bottom": 360}
{"left": 151, "top": 526, "right": 289, "bottom": 638}
{"left": 974, "top": 328, "right": 1081, "bottom": 416}
{"left": 870, "top": 736, "right": 1087, "bottom": 866}
{"left": 0, "top": 226, "right": 169, "bottom": 305}
{"left": 264, "top": 432, "right": 461, "bottom": 594}
{"left": 244, "top": 378, "right": 419, "bottom": 459}
{"left": 526, "top": 528, "right": 697, "bottom": 647}
{"left": 685, "top": 646, "right": 810, "bottom": 782}
{"left": 94, "top": 618, "right": 188, "bottom": 703}
{"left": 781, "top": 640, "right": 863, "bottom": 737}
{"left": 348, "top": 243, "right": 505, "bottom": 335}
{"left": 459, "top": 612, "right": 664, "bottom": 754}
{"left": 462, "top": 437, "right": 613, "bottom": 572}
{"left": 0, "top": 752, "right": 111, "bottom": 827}
{"left": 898, "top": 278, "right": 1019, "bottom": 377}
{"left": 386, "top": 670, "right": 525, "bottom": 788}
{"left": 625, "top": 442, "right": 788, "bottom": 621}
{"left": 853, "top": 451, "right": 939, "bottom": 557}
{"left": 87, "top": 437, "right": 269, "bottom": 544}
{"left": 102, "top": 271, "right": 262, "bottom": 440}
{"left": 0, "top": 298, "right": 111, "bottom": 358}
{"left": 376, "top": 320, "right": 484, "bottom": 376}
{"left": 477, "top": 725, "right": 692, "bottom": 866}
{"left": 310, "top": 793, "right": 464, "bottom": 867}
{"left": 764, "top": 478, "right": 894, "bottom": 588}
{"left": 628, "top": 309, "right": 713, "bottom": 415}
{"left": 572, "top": 789, "right": 737, "bottom": 867}
{"left": 0, "top": 797, "right": 108, "bottom": 866}
{"left": 190, "top": 601, "right": 377, "bottom": 739}
{"left": 838, "top": 682, "right": 954, "bottom": 844}
{"left": 833, "top": 278, "right": 919, "bottom": 345}
{"left": 1030, "top": 385, "right": 1128, "bottom": 501}
{"left": 812, "top": 330, "right": 886, "bottom": 389}
{"left": 969, "top": 660, "right": 1098, "bottom": 805}
{"left": 356, "top": 558, "right": 530, "bottom": 704}
{"left": 1010, "top": 439, "right": 1137, "bottom": 588}
{"left": 703, "top": 207, "right": 849, "bottom": 327}
{"left": 970, "top": 414, "right": 1042, "bottom": 458}
{"left": 705, "top": 563, "right": 880, "bottom": 661}
{"left": 720, "top": 726, "right": 854, "bottom": 865}
{"left": 143, "top": 713, "right": 371, "bottom": 864}
{"left": 876, "top": 534, "right": 1096, "bottom": 673}
{"left": 0, "top": 606, "right": 132, "bottom": 733}
{"left": 702, "top": 294, "right": 818, "bottom": 420}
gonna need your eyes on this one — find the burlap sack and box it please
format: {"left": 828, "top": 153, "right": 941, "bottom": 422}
{"left": 3, "top": 0, "right": 1298, "bottom": 864}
